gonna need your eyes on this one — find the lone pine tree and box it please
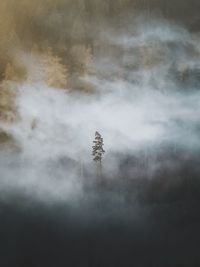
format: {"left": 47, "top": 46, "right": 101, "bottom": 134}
{"left": 92, "top": 131, "right": 105, "bottom": 178}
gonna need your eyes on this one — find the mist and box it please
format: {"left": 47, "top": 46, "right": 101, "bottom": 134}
{"left": 0, "top": 2, "right": 200, "bottom": 267}
{"left": 0, "top": 15, "right": 199, "bottom": 203}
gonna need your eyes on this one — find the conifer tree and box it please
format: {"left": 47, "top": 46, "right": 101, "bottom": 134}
{"left": 92, "top": 131, "right": 105, "bottom": 177}
{"left": 42, "top": 48, "right": 68, "bottom": 89}
{"left": 27, "top": 47, "right": 68, "bottom": 89}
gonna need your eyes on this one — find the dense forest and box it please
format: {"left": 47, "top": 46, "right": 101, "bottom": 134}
{"left": 0, "top": 0, "right": 200, "bottom": 79}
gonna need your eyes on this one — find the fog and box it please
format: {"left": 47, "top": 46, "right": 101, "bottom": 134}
{"left": 0, "top": 16, "right": 199, "bottom": 208}
{"left": 0, "top": 2, "right": 200, "bottom": 266}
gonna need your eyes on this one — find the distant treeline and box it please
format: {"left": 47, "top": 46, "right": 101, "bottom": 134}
{"left": 0, "top": 0, "right": 199, "bottom": 78}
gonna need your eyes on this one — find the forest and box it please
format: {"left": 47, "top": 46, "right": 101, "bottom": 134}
{"left": 0, "top": 1, "right": 200, "bottom": 267}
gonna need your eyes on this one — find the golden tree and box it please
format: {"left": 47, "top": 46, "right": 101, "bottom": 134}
{"left": 0, "top": 81, "right": 17, "bottom": 122}
{"left": 4, "top": 63, "right": 19, "bottom": 82}
{"left": 26, "top": 55, "right": 44, "bottom": 84}
{"left": 26, "top": 47, "right": 68, "bottom": 89}
{"left": 41, "top": 48, "right": 68, "bottom": 89}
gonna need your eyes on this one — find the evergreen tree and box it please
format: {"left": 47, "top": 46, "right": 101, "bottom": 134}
{"left": 92, "top": 131, "right": 105, "bottom": 163}
{"left": 92, "top": 131, "right": 105, "bottom": 180}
